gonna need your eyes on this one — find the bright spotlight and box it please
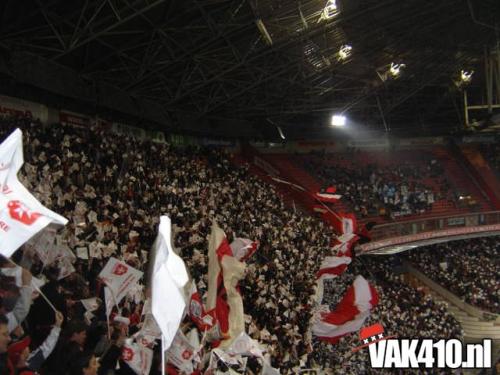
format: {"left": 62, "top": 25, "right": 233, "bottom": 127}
{"left": 389, "top": 62, "right": 405, "bottom": 77}
{"left": 320, "top": 0, "right": 339, "bottom": 21}
{"left": 460, "top": 70, "right": 473, "bottom": 83}
{"left": 331, "top": 114, "right": 346, "bottom": 127}
{"left": 338, "top": 44, "right": 352, "bottom": 61}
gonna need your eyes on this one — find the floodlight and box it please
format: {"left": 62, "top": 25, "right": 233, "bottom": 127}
{"left": 389, "top": 62, "right": 405, "bottom": 77}
{"left": 321, "top": 0, "right": 338, "bottom": 20}
{"left": 338, "top": 45, "right": 352, "bottom": 61}
{"left": 331, "top": 114, "right": 346, "bottom": 127}
{"left": 460, "top": 70, "right": 473, "bottom": 83}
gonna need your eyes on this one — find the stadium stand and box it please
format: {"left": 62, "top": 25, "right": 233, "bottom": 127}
{"left": 0, "top": 115, "right": 485, "bottom": 374}
{"left": 405, "top": 237, "right": 500, "bottom": 314}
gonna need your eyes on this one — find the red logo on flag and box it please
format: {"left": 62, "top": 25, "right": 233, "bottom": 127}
{"left": 8, "top": 200, "right": 41, "bottom": 225}
{"left": 112, "top": 263, "right": 128, "bottom": 276}
{"left": 122, "top": 347, "right": 134, "bottom": 361}
{"left": 181, "top": 349, "right": 192, "bottom": 360}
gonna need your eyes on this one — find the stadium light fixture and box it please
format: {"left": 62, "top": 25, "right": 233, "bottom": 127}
{"left": 320, "top": 0, "right": 338, "bottom": 20}
{"left": 277, "top": 126, "right": 286, "bottom": 140}
{"left": 460, "top": 70, "right": 473, "bottom": 84}
{"left": 338, "top": 44, "right": 352, "bottom": 61}
{"left": 331, "top": 114, "right": 346, "bottom": 127}
{"left": 389, "top": 62, "right": 405, "bottom": 77}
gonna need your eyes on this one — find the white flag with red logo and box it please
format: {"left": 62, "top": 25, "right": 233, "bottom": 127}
{"left": 80, "top": 297, "right": 100, "bottom": 312}
{"left": 99, "top": 257, "right": 143, "bottom": 305}
{"left": 0, "top": 129, "right": 68, "bottom": 258}
{"left": 151, "top": 216, "right": 189, "bottom": 350}
{"left": 316, "top": 256, "right": 352, "bottom": 279}
{"left": 166, "top": 329, "right": 201, "bottom": 374}
{"left": 134, "top": 301, "right": 161, "bottom": 347}
{"left": 312, "top": 275, "right": 379, "bottom": 343}
{"left": 188, "top": 281, "right": 214, "bottom": 331}
{"left": 121, "top": 340, "right": 153, "bottom": 375}
{"left": 229, "top": 238, "right": 259, "bottom": 262}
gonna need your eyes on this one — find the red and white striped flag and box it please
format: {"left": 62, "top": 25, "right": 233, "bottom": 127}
{"left": 321, "top": 211, "right": 357, "bottom": 237}
{"left": 315, "top": 186, "right": 342, "bottom": 203}
{"left": 206, "top": 222, "right": 245, "bottom": 347}
{"left": 312, "top": 275, "right": 379, "bottom": 343}
{"left": 331, "top": 233, "right": 360, "bottom": 258}
{"left": 316, "top": 256, "right": 352, "bottom": 279}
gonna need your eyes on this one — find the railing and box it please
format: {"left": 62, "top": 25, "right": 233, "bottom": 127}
{"left": 360, "top": 211, "right": 500, "bottom": 253}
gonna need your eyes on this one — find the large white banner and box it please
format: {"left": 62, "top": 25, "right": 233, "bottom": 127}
{"left": 99, "top": 257, "right": 143, "bottom": 305}
{"left": 0, "top": 129, "right": 68, "bottom": 258}
{"left": 151, "top": 216, "right": 189, "bottom": 350}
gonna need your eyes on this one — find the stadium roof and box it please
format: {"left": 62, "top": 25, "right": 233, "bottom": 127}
{"left": 0, "top": 0, "right": 499, "bottom": 138}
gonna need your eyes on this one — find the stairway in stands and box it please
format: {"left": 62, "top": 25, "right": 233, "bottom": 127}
{"left": 433, "top": 147, "right": 492, "bottom": 212}
{"left": 263, "top": 154, "right": 321, "bottom": 192}
{"left": 231, "top": 153, "right": 309, "bottom": 212}
{"left": 263, "top": 154, "right": 358, "bottom": 215}
{"left": 405, "top": 264, "right": 500, "bottom": 361}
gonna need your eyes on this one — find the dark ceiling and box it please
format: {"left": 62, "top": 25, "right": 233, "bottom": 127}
{"left": 0, "top": 0, "right": 499, "bottom": 138}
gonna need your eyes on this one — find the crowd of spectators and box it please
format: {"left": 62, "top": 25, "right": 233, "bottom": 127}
{"left": 405, "top": 237, "right": 500, "bottom": 314}
{"left": 308, "top": 256, "right": 463, "bottom": 374}
{"left": 301, "top": 154, "right": 448, "bottom": 219}
{"left": 0, "top": 116, "right": 334, "bottom": 374}
{"left": 0, "top": 115, "right": 469, "bottom": 374}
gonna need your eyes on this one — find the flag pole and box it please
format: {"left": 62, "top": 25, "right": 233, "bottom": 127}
{"left": 33, "top": 284, "right": 58, "bottom": 313}
{"left": 106, "top": 310, "right": 111, "bottom": 340}
{"left": 9, "top": 260, "right": 58, "bottom": 313}
{"left": 161, "top": 335, "right": 166, "bottom": 375}
{"left": 270, "top": 176, "right": 341, "bottom": 220}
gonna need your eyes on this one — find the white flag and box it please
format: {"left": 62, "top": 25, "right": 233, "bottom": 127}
{"left": 166, "top": 329, "right": 197, "bottom": 374}
{"left": 29, "top": 228, "right": 57, "bottom": 265}
{"left": 57, "top": 256, "right": 76, "bottom": 280}
{"left": 261, "top": 362, "right": 280, "bottom": 375}
{"left": 0, "top": 129, "right": 68, "bottom": 258}
{"left": 104, "top": 286, "right": 116, "bottom": 317}
{"left": 135, "top": 313, "right": 161, "bottom": 347}
{"left": 151, "top": 216, "right": 189, "bottom": 350}
{"left": 210, "top": 349, "right": 247, "bottom": 371}
{"left": 80, "top": 297, "right": 100, "bottom": 312}
{"left": 226, "top": 332, "right": 265, "bottom": 359}
{"left": 121, "top": 340, "right": 153, "bottom": 375}
{"left": 99, "top": 257, "right": 143, "bottom": 305}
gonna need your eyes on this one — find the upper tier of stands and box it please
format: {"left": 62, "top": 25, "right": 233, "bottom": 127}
{"left": 256, "top": 146, "right": 497, "bottom": 224}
